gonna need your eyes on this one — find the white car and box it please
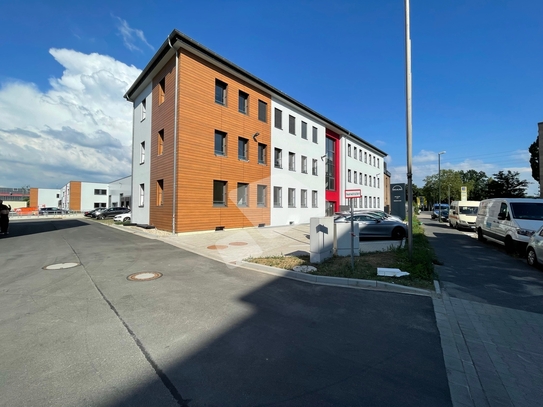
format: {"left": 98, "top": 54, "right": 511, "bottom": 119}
{"left": 113, "top": 212, "right": 131, "bottom": 222}
{"left": 526, "top": 225, "right": 543, "bottom": 268}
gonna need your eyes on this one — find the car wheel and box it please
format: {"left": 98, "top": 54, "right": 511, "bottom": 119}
{"left": 504, "top": 236, "right": 515, "bottom": 253}
{"left": 455, "top": 222, "right": 459, "bottom": 230}
{"left": 477, "top": 228, "right": 486, "bottom": 242}
{"left": 123, "top": 217, "right": 130, "bottom": 222}
{"left": 98, "top": 215, "right": 105, "bottom": 220}
{"left": 527, "top": 247, "right": 538, "bottom": 267}
{"left": 391, "top": 227, "right": 406, "bottom": 240}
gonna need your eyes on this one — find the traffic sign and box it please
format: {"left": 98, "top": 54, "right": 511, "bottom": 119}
{"left": 345, "top": 189, "right": 362, "bottom": 199}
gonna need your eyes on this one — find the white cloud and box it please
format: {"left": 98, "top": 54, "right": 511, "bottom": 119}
{"left": 0, "top": 48, "right": 141, "bottom": 188}
{"left": 114, "top": 16, "right": 154, "bottom": 53}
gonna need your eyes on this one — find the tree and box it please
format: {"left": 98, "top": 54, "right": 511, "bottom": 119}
{"left": 458, "top": 170, "right": 488, "bottom": 200}
{"left": 529, "top": 137, "right": 539, "bottom": 182}
{"left": 487, "top": 170, "right": 528, "bottom": 198}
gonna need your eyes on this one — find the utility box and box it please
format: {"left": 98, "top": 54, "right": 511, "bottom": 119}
{"left": 334, "top": 222, "right": 360, "bottom": 257}
{"left": 310, "top": 217, "right": 334, "bottom": 263}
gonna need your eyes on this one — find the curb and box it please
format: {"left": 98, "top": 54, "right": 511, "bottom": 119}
{"left": 239, "top": 260, "right": 434, "bottom": 297}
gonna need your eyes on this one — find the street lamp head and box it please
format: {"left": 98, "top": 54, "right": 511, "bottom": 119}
{"left": 438, "top": 150, "right": 446, "bottom": 155}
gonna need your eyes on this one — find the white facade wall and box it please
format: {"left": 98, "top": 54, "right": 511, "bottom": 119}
{"left": 130, "top": 85, "right": 152, "bottom": 225}
{"left": 80, "top": 182, "right": 109, "bottom": 211}
{"left": 108, "top": 176, "right": 131, "bottom": 207}
{"left": 340, "top": 137, "right": 385, "bottom": 211}
{"left": 37, "top": 189, "right": 60, "bottom": 208}
{"left": 270, "top": 98, "right": 326, "bottom": 226}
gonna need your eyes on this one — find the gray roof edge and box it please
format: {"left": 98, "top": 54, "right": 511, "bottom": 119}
{"left": 124, "top": 29, "right": 388, "bottom": 157}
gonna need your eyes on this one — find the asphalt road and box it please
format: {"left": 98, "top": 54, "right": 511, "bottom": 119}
{"left": 0, "top": 218, "right": 451, "bottom": 407}
{"left": 420, "top": 213, "right": 543, "bottom": 314}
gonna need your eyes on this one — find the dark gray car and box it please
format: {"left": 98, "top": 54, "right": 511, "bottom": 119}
{"left": 94, "top": 207, "right": 130, "bottom": 220}
{"left": 334, "top": 213, "right": 407, "bottom": 239}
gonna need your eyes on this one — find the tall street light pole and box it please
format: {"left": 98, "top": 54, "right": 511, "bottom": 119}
{"left": 438, "top": 151, "right": 446, "bottom": 222}
{"left": 405, "top": 0, "right": 413, "bottom": 257}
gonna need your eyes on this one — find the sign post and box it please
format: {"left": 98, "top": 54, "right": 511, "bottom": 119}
{"left": 345, "top": 189, "right": 362, "bottom": 270}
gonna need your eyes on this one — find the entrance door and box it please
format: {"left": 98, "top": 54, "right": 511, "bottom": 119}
{"left": 326, "top": 201, "right": 335, "bottom": 217}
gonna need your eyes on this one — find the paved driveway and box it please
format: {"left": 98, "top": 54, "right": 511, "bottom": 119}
{"left": 0, "top": 218, "right": 451, "bottom": 407}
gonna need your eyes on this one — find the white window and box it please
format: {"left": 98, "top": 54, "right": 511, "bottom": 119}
{"left": 237, "top": 183, "right": 248, "bottom": 207}
{"left": 140, "top": 141, "right": 145, "bottom": 164}
{"left": 301, "top": 156, "right": 307, "bottom": 173}
{"left": 289, "top": 152, "right": 295, "bottom": 171}
{"left": 288, "top": 188, "right": 296, "bottom": 208}
{"left": 354, "top": 171, "right": 357, "bottom": 184}
{"left": 301, "top": 189, "right": 307, "bottom": 208}
{"left": 273, "top": 187, "right": 282, "bottom": 207}
{"left": 141, "top": 98, "right": 147, "bottom": 121}
{"left": 348, "top": 169, "right": 351, "bottom": 182}
{"left": 139, "top": 184, "right": 145, "bottom": 207}
{"left": 312, "top": 190, "right": 318, "bottom": 208}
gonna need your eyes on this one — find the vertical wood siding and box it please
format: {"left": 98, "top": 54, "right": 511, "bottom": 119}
{"left": 70, "top": 181, "right": 81, "bottom": 211}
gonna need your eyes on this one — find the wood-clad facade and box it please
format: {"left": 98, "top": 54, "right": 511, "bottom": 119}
{"left": 125, "top": 29, "right": 388, "bottom": 233}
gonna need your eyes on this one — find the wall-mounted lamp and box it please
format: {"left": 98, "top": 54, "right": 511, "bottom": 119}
{"left": 252, "top": 132, "right": 260, "bottom": 141}
{"left": 320, "top": 155, "right": 327, "bottom": 161}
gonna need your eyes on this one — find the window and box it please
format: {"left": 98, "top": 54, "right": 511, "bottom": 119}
{"left": 158, "top": 129, "right": 164, "bottom": 155}
{"left": 359, "top": 173, "right": 363, "bottom": 184}
{"left": 354, "top": 147, "right": 357, "bottom": 158}
{"left": 369, "top": 177, "right": 372, "bottom": 187}
{"left": 273, "top": 186, "right": 282, "bottom": 207}
{"left": 354, "top": 171, "right": 357, "bottom": 184}
{"left": 369, "top": 154, "right": 372, "bottom": 165}
{"left": 157, "top": 179, "right": 164, "bottom": 206}
{"left": 312, "top": 190, "right": 318, "bottom": 208}
{"left": 140, "top": 141, "right": 145, "bottom": 164}
{"left": 214, "top": 130, "right": 226, "bottom": 156}
{"left": 94, "top": 202, "right": 106, "bottom": 208}
{"left": 364, "top": 152, "right": 367, "bottom": 163}
{"left": 257, "top": 185, "right": 267, "bottom": 207}
{"left": 312, "top": 126, "right": 318, "bottom": 143}
{"left": 158, "top": 77, "right": 165, "bottom": 105}
{"left": 325, "top": 137, "right": 335, "bottom": 190}
{"left": 274, "top": 108, "right": 282, "bottom": 129}
{"left": 348, "top": 169, "right": 352, "bottom": 182}
{"left": 377, "top": 197, "right": 380, "bottom": 208}
{"left": 258, "top": 143, "right": 267, "bottom": 164}
{"left": 301, "top": 156, "right": 307, "bottom": 173}
{"left": 141, "top": 99, "right": 147, "bottom": 121}
{"left": 215, "top": 79, "right": 227, "bottom": 105}
{"left": 288, "top": 188, "right": 296, "bottom": 208}
{"left": 213, "top": 180, "right": 227, "bottom": 206}
{"left": 373, "top": 176, "right": 376, "bottom": 186}
{"left": 359, "top": 150, "right": 362, "bottom": 161}
{"left": 139, "top": 184, "right": 145, "bottom": 207}
{"left": 312, "top": 159, "right": 318, "bottom": 176}
{"left": 373, "top": 197, "right": 376, "bottom": 208}
{"left": 238, "top": 90, "right": 248, "bottom": 114}
{"left": 373, "top": 156, "right": 376, "bottom": 167}
{"left": 274, "top": 148, "right": 282, "bottom": 168}
{"left": 377, "top": 158, "right": 380, "bottom": 168}
{"left": 237, "top": 183, "right": 248, "bottom": 207}
{"left": 258, "top": 100, "right": 267, "bottom": 122}
{"left": 94, "top": 189, "right": 106, "bottom": 195}
{"left": 365, "top": 174, "right": 368, "bottom": 186}
{"left": 377, "top": 178, "right": 380, "bottom": 188}
{"left": 364, "top": 196, "right": 368, "bottom": 208}
{"left": 354, "top": 198, "right": 358, "bottom": 208}
{"left": 301, "top": 121, "right": 307, "bottom": 139}
{"left": 301, "top": 189, "right": 307, "bottom": 208}
{"left": 348, "top": 144, "right": 351, "bottom": 157}
{"left": 289, "top": 152, "right": 295, "bottom": 171}
{"left": 238, "top": 137, "right": 248, "bottom": 160}
{"left": 289, "top": 115, "right": 295, "bottom": 135}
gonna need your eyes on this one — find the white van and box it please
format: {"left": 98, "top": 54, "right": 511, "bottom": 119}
{"left": 449, "top": 200, "right": 480, "bottom": 230}
{"left": 475, "top": 198, "right": 543, "bottom": 252}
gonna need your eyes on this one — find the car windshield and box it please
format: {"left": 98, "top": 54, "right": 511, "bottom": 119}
{"left": 510, "top": 202, "right": 543, "bottom": 220}
{"left": 459, "top": 206, "right": 478, "bottom": 215}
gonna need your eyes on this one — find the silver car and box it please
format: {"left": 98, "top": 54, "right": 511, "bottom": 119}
{"left": 334, "top": 213, "right": 407, "bottom": 239}
{"left": 526, "top": 226, "right": 543, "bottom": 268}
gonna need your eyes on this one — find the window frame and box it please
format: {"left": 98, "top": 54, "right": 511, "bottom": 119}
{"left": 274, "top": 148, "right": 282, "bottom": 169}
{"left": 312, "top": 126, "right": 318, "bottom": 143}
{"left": 238, "top": 90, "right": 248, "bottom": 114}
{"left": 312, "top": 190, "right": 318, "bottom": 208}
{"left": 274, "top": 108, "right": 283, "bottom": 129}
{"left": 257, "top": 185, "right": 267, "bottom": 207}
{"left": 288, "top": 188, "right": 296, "bottom": 208}
{"left": 139, "top": 183, "right": 145, "bottom": 207}
{"left": 273, "top": 186, "right": 282, "bottom": 208}
{"left": 238, "top": 137, "right": 248, "bottom": 161}
{"left": 312, "top": 159, "right": 318, "bottom": 176}
{"left": 301, "top": 189, "right": 307, "bottom": 208}
{"left": 237, "top": 183, "right": 249, "bottom": 207}
{"left": 214, "top": 130, "right": 227, "bottom": 156}
{"left": 258, "top": 143, "right": 267, "bottom": 165}
{"left": 158, "top": 78, "right": 165, "bottom": 105}
{"left": 301, "top": 121, "right": 307, "bottom": 139}
{"left": 301, "top": 156, "right": 307, "bottom": 174}
{"left": 213, "top": 180, "right": 227, "bottom": 207}
{"left": 215, "top": 79, "right": 227, "bottom": 105}
{"left": 258, "top": 100, "right": 267, "bottom": 122}
{"left": 140, "top": 141, "right": 145, "bottom": 164}
{"left": 289, "top": 115, "right": 296, "bottom": 135}
{"left": 288, "top": 152, "right": 296, "bottom": 171}
{"left": 141, "top": 98, "right": 147, "bottom": 121}
{"left": 158, "top": 129, "right": 164, "bottom": 156}
{"left": 156, "top": 179, "right": 164, "bottom": 206}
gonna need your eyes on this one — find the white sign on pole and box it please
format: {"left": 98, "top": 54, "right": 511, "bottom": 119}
{"left": 345, "top": 189, "right": 362, "bottom": 199}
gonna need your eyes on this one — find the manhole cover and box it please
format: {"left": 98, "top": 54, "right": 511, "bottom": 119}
{"left": 207, "top": 245, "right": 228, "bottom": 250}
{"left": 43, "top": 262, "right": 80, "bottom": 270}
{"left": 229, "top": 242, "right": 248, "bottom": 246}
{"left": 127, "top": 272, "right": 163, "bottom": 281}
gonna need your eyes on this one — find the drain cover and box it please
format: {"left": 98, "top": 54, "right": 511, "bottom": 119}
{"left": 43, "top": 262, "right": 80, "bottom": 270}
{"left": 127, "top": 272, "right": 163, "bottom": 281}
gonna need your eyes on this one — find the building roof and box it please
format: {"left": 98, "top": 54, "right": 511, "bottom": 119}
{"left": 124, "top": 29, "right": 387, "bottom": 157}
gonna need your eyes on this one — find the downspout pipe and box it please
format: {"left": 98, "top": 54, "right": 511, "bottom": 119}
{"left": 168, "top": 35, "right": 180, "bottom": 235}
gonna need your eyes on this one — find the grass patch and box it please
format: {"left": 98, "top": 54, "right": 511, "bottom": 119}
{"left": 246, "top": 216, "right": 437, "bottom": 290}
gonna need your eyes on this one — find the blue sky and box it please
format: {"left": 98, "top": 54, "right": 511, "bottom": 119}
{"left": 1, "top": 0, "right": 541, "bottom": 194}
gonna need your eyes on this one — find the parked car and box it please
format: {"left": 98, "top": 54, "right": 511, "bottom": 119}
{"left": 431, "top": 203, "right": 449, "bottom": 221}
{"left": 526, "top": 225, "right": 543, "bottom": 268}
{"left": 334, "top": 213, "right": 407, "bottom": 239}
{"left": 39, "top": 207, "right": 64, "bottom": 215}
{"left": 84, "top": 209, "right": 100, "bottom": 217}
{"left": 113, "top": 212, "right": 131, "bottom": 222}
{"left": 94, "top": 207, "right": 130, "bottom": 220}
{"left": 358, "top": 210, "right": 404, "bottom": 222}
